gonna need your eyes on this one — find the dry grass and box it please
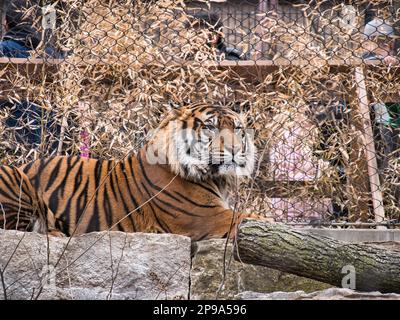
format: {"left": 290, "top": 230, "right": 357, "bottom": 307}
{"left": 0, "top": 0, "right": 399, "bottom": 225}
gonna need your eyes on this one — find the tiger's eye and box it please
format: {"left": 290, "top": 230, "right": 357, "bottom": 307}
{"left": 204, "top": 124, "right": 216, "bottom": 131}
{"left": 235, "top": 126, "right": 244, "bottom": 130}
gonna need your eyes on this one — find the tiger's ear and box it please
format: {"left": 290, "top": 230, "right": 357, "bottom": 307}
{"left": 166, "top": 102, "right": 184, "bottom": 117}
{"left": 231, "top": 101, "right": 251, "bottom": 114}
{"left": 230, "top": 101, "right": 254, "bottom": 127}
{"left": 167, "top": 102, "right": 181, "bottom": 110}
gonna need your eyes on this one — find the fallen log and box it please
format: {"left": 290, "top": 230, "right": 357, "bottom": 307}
{"left": 234, "top": 220, "right": 400, "bottom": 293}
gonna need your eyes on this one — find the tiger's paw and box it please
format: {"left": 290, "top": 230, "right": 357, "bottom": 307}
{"left": 48, "top": 230, "right": 67, "bottom": 237}
{"left": 246, "top": 213, "right": 275, "bottom": 223}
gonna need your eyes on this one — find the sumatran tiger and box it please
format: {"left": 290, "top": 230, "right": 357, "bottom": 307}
{"left": 0, "top": 103, "right": 266, "bottom": 240}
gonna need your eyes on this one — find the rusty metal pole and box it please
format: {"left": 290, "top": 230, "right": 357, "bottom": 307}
{"left": 354, "top": 67, "right": 386, "bottom": 226}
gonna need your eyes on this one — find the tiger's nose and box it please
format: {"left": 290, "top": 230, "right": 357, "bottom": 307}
{"left": 224, "top": 143, "right": 241, "bottom": 155}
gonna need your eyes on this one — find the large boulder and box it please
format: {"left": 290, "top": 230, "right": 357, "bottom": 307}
{"left": 4, "top": 229, "right": 396, "bottom": 300}
{"left": 190, "top": 239, "right": 331, "bottom": 300}
{"left": 0, "top": 229, "right": 191, "bottom": 300}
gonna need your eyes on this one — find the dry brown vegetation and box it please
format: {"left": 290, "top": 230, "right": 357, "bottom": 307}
{"left": 0, "top": 0, "right": 399, "bottom": 225}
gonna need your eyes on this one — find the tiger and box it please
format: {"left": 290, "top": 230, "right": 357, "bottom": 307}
{"left": 0, "top": 103, "right": 265, "bottom": 241}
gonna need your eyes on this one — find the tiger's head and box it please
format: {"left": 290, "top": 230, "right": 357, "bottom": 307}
{"left": 146, "top": 103, "right": 256, "bottom": 182}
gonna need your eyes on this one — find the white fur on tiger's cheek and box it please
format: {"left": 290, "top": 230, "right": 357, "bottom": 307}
{"left": 242, "top": 134, "right": 256, "bottom": 177}
{"left": 172, "top": 128, "right": 211, "bottom": 180}
{"left": 217, "top": 164, "right": 236, "bottom": 175}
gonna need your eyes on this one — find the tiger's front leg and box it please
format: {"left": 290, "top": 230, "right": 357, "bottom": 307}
{"left": 199, "top": 209, "right": 274, "bottom": 240}
{"left": 228, "top": 211, "right": 274, "bottom": 239}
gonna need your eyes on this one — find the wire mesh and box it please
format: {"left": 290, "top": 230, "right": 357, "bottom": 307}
{"left": 0, "top": 0, "right": 400, "bottom": 229}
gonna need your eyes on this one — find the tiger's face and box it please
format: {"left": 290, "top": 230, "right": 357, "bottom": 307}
{"left": 146, "top": 104, "right": 256, "bottom": 182}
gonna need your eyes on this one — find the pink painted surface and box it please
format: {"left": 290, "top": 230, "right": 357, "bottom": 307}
{"left": 80, "top": 130, "right": 90, "bottom": 158}
{"left": 79, "top": 101, "right": 90, "bottom": 158}
{"left": 269, "top": 198, "right": 333, "bottom": 222}
{"left": 269, "top": 125, "right": 319, "bottom": 181}
{"left": 268, "top": 121, "right": 331, "bottom": 221}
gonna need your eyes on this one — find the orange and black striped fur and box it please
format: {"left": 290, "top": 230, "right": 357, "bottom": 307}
{"left": 0, "top": 104, "right": 263, "bottom": 240}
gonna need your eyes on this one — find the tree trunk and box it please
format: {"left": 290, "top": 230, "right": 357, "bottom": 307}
{"left": 234, "top": 220, "right": 400, "bottom": 293}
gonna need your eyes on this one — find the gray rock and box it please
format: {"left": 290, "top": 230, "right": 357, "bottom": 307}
{"left": 0, "top": 229, "right": 191, "bottom": 300}
{"left": 190, "top": 239, "right": 331, "bottom": 300}
{"left": 236, "top": 288, "right": 400, "bottom": 300}
{"left": 4, "top": 230, "right": 396, "bottom": 300}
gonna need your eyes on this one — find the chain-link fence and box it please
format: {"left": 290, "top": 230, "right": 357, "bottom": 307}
{"left": 0, "top": 0, "right": 399, "bottom": 228}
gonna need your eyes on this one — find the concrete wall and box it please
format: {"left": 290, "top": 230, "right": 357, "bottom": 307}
{"left": 306, "top": 228, "right": 400, "bottom": 243}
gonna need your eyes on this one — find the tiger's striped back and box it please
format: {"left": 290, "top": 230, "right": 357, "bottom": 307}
{"left": 19, "top": 155, "right": 145, "bottom": 236}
